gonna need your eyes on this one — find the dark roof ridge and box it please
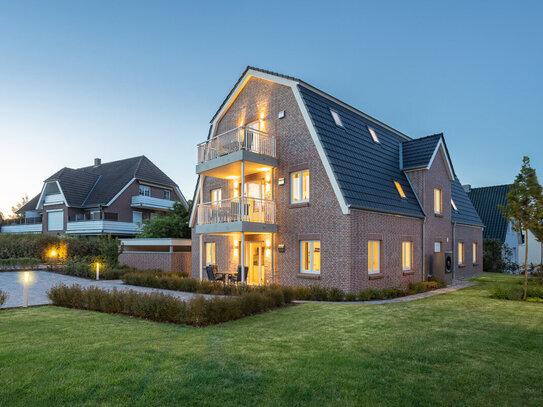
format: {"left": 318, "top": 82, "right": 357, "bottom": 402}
{"left": 470, "top": 184, "right": 512, "bottom": 190}
{"left": 77, "top": 155, "right": 145, "bottom": 171}
{"left": 403, "top": 133, "right": 443, "bottom": 143}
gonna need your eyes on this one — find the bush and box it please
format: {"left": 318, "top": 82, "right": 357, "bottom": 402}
{"left": 47, "top": 284, "right": 291, "bottom": 326}
{"left": 0, "top": 289, "right": 7, "bottom": 307}
{"left": 328, "top": 287, "right": 345, "bottom": 301}
{"left": 345, "top": 292, "right": 357, "bottom": 301}
{"left": 0, "top": 257, "right": 40, "bottom": 270}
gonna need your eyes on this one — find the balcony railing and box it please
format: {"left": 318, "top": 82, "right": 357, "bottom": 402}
{"left": 3, "top": 216, "right": 42, "bottom": 225}
{"left": 197, "top": 126, "right": 276, "bottom": 164}
{"left": 68, "top": 212, "right": 119, "bottom": 222}
{"left": 197, "top": 197, "right": 276, "bottom": 225}
{"left": 44, "top": 194, "right": 64, "bottom": 205}
{"left": 131, "top": 195, "right": 175, "bottom": 210}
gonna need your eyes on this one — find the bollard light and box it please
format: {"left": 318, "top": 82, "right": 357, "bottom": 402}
{"left": 23, "top": 272, "right": 30, "bottom": 308}
{"left": 96, "top": 262, "right": 100, "bottom": 281}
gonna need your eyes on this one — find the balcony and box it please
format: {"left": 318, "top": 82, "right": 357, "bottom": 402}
{"left": 1, "top": 217, "right": 42, "bottom": 234}
{"left": 66, "top": 212, "right": 141, "bottom": 235}
{"left": 196, "top": 126, "right": 278, "bottom": 178}
{"left": 195, "top": 197, "right": 277, "bottom": 234}
{"left": 43, "top": 194, "right": 64, "bottom": 206}
{"left": 131, "top": 195, "right": 175, "bottom": 211}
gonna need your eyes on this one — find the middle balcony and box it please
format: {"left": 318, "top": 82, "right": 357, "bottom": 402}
{"left": 195, "top": 196, "right": 277, "bottom": 234}
{"left": 196, "top": 126, "right": 278, "bottom": 178}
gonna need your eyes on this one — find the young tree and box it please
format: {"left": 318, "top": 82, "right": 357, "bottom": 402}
{"left": 9, "top": 194, "right": 29, "bottom": 219}
{"left": 139, "top": 201, "right": 192, "bottom": 239}
{"left": 500, "top": 156, "right": 543, "bottom": 298}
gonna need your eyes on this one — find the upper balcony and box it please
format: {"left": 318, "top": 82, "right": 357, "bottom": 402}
{"left": 131, "top": 195, "right": 175, "bottom": 211}
{"left": 1, "top": 217, "right": 42, "bottom": 234}
{"left": 196, "top": 126, "right": 278, "bottom": 178}
{"left": 66, "top": 212, "right": 142, "bottom": 236}
{"left": 43, "top": 193, "right": 64, "bottom": 206}
{"left": 195, "top": 197, "right": 277, "bottom": 234}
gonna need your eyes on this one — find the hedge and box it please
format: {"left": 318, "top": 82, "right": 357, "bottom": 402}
{"left": 0, "top": 257, "right": 40, "bottom": 270}
{"left": 122, "top": 271, "right": 445, "bottom": 302}
{"left": 47, "top": 284, "right": 292, "bottom": 326}
{"left": 492, "top": 279, "right": 543, "bottom": 302}
{"left": 0, "top": 290, "right": 7, "bottom": 307}
{"left": 55, "top": 262, "right": 143, "bottom": 280}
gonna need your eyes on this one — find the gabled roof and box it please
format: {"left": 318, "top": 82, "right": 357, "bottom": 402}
{"left": 467, "top": 185, "right": 510, "bottom": 240}
{"left": 27, "top": 156, "right": 183, "bottom": 210}
{"left": 451, "top": 179, "right": 484, "bottom": 227}
{"left": 17, "top": 194, "right": 41, "bottom": 214}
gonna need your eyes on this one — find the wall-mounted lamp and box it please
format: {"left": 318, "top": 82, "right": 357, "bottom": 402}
{"left": 278, "top": 244, "right": 286, "bottom": 253}
{"left": 278, "top": 178, "right": 285, "bottom": 186}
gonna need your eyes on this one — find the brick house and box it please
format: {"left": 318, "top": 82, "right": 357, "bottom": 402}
{"left": 189, "top": 67, "right": 483, "bottom": 292}
{"left": 2, "top": 156, "right": 187, "bottom": 237}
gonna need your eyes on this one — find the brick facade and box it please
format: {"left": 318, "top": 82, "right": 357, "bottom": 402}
{"left": 192, "top": 76, "right": 483, "bottom": 292}
{"left": 119, "top": 252, "right": 191, "bottom": 272}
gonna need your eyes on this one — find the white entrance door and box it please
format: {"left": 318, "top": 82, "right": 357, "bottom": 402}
{"left": 246, "top": 242, "right": 263, "bottom": 285}
{"left": 47, "top": 210, "right": 64, "bottom": 231}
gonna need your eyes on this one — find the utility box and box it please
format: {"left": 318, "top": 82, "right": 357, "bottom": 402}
{"left": 430, "top": 251, "right": 453, "bottom": 285}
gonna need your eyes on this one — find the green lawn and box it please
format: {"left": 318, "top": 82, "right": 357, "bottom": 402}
{"left": 1, "top": 273, "right": 542, "bottom": 407}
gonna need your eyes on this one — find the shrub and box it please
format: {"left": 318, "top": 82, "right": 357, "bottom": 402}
{"left": 47, "top": 284, "right": 290, "bottom": 326}
{"left": 0, "top": 290, "right": 7, "bottom": 307}
{"left": 345, "top": 292, "right": 357, "bottom": 301}
{"left": 358, "top": 289, "right": 381, "bottom": 301}
{"left": 328, "top": 287, "right": 345, "bottom": 301}
{"left": 0, "top": 257, "right": 40, "bottom": 270}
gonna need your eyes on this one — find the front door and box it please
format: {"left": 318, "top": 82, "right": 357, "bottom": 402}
{"left": 246, "top": 242, "right": 263, "bottom": 285}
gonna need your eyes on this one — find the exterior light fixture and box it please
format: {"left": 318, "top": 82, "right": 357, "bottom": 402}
{"left": 22, "top": 272, "right": 30, "bottom": 307}
{"left": 50, "top": 250, "right": 57, "bottom": 257}
{"left": 95, "top": 262, "right": 100, "bottom": 281}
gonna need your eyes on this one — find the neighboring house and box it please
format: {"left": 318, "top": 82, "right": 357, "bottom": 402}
{"left": 2, "top": 156, "right": 187, "bottom": 237}
{"left": 189, "top": 67, "right": 483, "bottom": 292}
{"left": 467, "top": 184, "right": 542, "bottom": 267}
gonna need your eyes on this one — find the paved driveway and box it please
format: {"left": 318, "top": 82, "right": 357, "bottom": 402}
{"left": 0, "top": 271, "right": 208, "bottom": 309}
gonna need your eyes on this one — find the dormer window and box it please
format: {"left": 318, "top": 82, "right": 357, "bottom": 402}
{"left": 330, "top": 109, "right": 343, "bottom": 127}
{"left": 394, "top": 181, "right": 406, "bottom": 199}
{"left": 451, "top": 199, "right": 458, "bottom": 212}
{"left": 368, "top": 126, "right": 379, "bottom": 143}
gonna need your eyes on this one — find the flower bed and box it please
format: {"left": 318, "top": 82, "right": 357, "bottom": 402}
{"left": 47, "top": 284, "right": 293, "bottom": 326}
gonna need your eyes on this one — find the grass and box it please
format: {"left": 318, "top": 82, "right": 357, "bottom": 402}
{"left": 1, "top": 273, "right": 542, "bottom": 406}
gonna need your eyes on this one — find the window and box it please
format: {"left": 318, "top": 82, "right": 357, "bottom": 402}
{"left": 163, "top": 190, "right": 171, "bottom": 200}
{"left": 300, "top": 241, "right": 321, "bottom": 274}
{"left": 434, "top": 188, "right": 442, "bottom": 215}
{"left": 368, "top": 126, "right": 380, "bottom": 143}
{"left": 291, "top": 170, "right": 310, "bottom": 203}
{"left": 402, "top": 241, "right": 412, "bottom": 271}
{"left": 473, "top": 242, "right": 478, "bottom": 264}
{"left": 458, "top": 242, "right": 465, "bottom": 265}
{"left": 394, "top": 181, "right": 406, "bottom": 198}
{"left": 451, "top": 199, "right": 458, "bottom": 212}
{"left": 205, "top": 243, "right": 216, "bottom": 265}
{"left": 211, "top": 188, "right": 222, "bottom": 202}
{"left": 330, "top": 109, "right": 343, "bottom": 127}
{"left": 434, "top": 242, "right": 441, "bottom": 253}
{"left": 139, "top": 185, "right": 151, "bottom": 196}
{"left": 368, "top": 240, "right": 380, "bottom": 274}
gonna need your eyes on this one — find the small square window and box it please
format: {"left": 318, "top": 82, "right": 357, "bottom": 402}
{"left": 300, "top": 240, "right": 321, "bottom": 274}
{"left": 163, "top": 190, "right": 171, "bottom": 200}
{"left": 330, "top": 109, "right": 343, "bottom": 127}
{"left": 451, "top": 199, "right": 458, "bottom": 212}
{"left": 434, "top": 242, "right": 441, "bottom": 253}
{"left": 368, "top": 126, "right": 379, "bottom": 143}
{"left": 394, "top": 181, "right": 406, "bottom": 198}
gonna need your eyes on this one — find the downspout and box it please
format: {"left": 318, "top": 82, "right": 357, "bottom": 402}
{"left": 422, "top": 217, "right": 426, "bottom": 281}
{"left": 452, "top": 222, "right": 457, "bottom": 280}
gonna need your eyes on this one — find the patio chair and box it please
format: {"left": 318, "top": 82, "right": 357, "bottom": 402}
{"left": 206, "top": 265, "right": 225, "bottom": 282}
{"left": 232, "top": 265, "right": 249, "bottom": 284}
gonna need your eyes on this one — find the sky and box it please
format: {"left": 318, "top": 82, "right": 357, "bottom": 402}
{"left": 0, "top": 0, "right": 542, "bottom": 216}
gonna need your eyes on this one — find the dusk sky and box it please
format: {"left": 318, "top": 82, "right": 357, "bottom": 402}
{"left": 1, "top": 0, "right": 542, "bottom": 216}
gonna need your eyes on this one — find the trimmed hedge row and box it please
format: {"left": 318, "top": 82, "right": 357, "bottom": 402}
{"left": 492, "top": 285, "right": 543, "bottom": 302}
{"left": 54, "top": 262, "right": 146, "bottom": 280}
{"left": 0, "top": 290, "right": 7, "bottom": 307}
{"left": 122, "top": 271, "right": 445, "bottom": 302}
{"left": 0, "top": 257, "right": 40, "bottom": 270}
{"left": 47, "top": 284, "right": 293, "bottom": 326}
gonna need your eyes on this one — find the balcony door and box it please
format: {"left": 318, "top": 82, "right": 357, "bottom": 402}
{"left": 245, "top": 120, "right": 261, "bottom": 152}
{"left": 244, "top": 181, "right": 264, "bottom": 222}
{"left": 246, "top": 242, "right": 263, "bottom": 285}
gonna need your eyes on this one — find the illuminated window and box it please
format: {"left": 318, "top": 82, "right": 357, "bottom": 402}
{"left": 368, "top": 126, "right": 380, "bottom": 143}
{"left": 300, "top": 241, "right": 321, "bottom": 274}
{"left": 473, "top": 242, "right": 478, "bottom": 263}
{"left": 458, "top": 242, "right": 465, "bottom": 265}
{"left": 291, "top": 170, "right": 310, "bottom": 203}
{"left": 330, "top": 109, "right": 343, "bottom": 127}
{"left": 434, "top": 188, "right": 442, "bottom": 215}
{"left": 451, "top": 199, "right": 458, "bottom": 212}
{"left": 394, "top": 181, "right": 406, "bottom": 198}
{"left": 402, "top": 241, "right": 412, "bottom": 271}
{"left": 211, "top": 188, "right": 222, "bottom": 202}
{"left": 205, "top": 242, "right": 216, "bottom": 265}
{"left": 139, "top": 185, "right": 151, "bottom": 196}
{"left": 368, "top": 240, "right": 380, "bottom": 274}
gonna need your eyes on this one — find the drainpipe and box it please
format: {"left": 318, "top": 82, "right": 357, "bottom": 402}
{"left": 422, "top": 217, "right": 426, "bottom": 280}
{"left": 452, "top": 222, "right": 457, "bottom": 280}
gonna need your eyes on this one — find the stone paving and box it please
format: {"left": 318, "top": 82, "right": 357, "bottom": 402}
{"left": 293, "top": 280, "right": 475, "bottom": 305}
{"left": 0, "top": 271, "right": 209, "bottom": 309}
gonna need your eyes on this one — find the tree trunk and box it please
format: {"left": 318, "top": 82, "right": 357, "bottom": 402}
{"left": 524, "top": 229, "right": 529, "bottom": 300}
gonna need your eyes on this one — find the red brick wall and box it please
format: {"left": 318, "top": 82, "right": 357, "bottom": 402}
{"left": 119, "top": 252, "right": 191, "bottom": 272}
{"left": 454, "top": 224, "right": 483, "bottom": 278}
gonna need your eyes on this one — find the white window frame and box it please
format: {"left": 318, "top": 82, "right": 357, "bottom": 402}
{"left": 458, "top": 242, "right": 465, "bottom": 265}
{"left": 211, "top": 188, "right": 222, "bottom": 203}
{"left": 402, "top": 241, "right": 412, "bottom": 271}
{"left": 434, "top": 188, "right": 442, "bottom": 215}
{"left": 163, "top": 190, "right": 171, "bottom": 200}
{"left": 368, "top": 240, "right": 380, "bottom": 274}
{"left": 473, "top": 242, "right": 478, "bottom": 264}
{"left": 368, "top": 126, "right": 380, "bottom": 143}
{"left": 300, "top": 240, "right": 321, "bottom": 274}
{"left": 205, "top": 242, "right": 216, "bottom": 266}
{"left": 330, "top": 109, "right": 343, "bottom": 127}
{"left": 290, "top": 170, "right": 310, "bottom": 203}
{"left": 139, "top": 185, "right": 151, "bottom": 197}
{"left": 434, "top": 242, "right": 441, "bottom": 253}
